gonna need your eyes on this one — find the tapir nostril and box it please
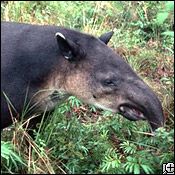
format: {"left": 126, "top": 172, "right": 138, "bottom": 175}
{"left": 93, "top": 94, "right": 97, "bottom": 99}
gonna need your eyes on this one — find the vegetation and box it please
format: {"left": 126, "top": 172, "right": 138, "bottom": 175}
{"left": 1, "top": 1, "right": 174, "bottom": 174}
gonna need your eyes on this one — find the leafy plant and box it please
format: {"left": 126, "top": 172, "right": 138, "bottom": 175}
{"left": 1, "top": 1, "right": 174, "bottom": 174}
{"left": 1, "top": 141, "right": 26, "bottom": 173}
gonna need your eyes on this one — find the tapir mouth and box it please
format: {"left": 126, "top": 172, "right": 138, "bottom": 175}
{"left": 119, "top": 104, "right": 146, "bottom": 121}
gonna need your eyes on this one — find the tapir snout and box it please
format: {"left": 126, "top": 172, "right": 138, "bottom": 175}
{"left": 117, "top": 78, "right": 165, "bottom": 131}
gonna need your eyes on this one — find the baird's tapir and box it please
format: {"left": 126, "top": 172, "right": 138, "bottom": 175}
{"left": 1, "top": 22, "right": 165, "bottom": 132}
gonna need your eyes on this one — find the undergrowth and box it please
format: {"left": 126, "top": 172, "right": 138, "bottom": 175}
{"left": 1, "top": 1, "right": 174, "bottom": 174}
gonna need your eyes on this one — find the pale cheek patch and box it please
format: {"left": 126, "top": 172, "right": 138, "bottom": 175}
{"left": 32, "top": 70, "right": 70, "bottom": 112}
{"left": 65, "top": 73, "right": 92, "bottom": 100}
{"left": 64, "top": 72, "right": 125, "bottom": 113}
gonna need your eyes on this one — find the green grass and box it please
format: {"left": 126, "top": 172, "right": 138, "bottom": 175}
{"left": 1, "top": 1, "right": 174, "bottom": 174}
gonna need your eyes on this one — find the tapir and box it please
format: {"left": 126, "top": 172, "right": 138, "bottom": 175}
{"left": 1, "top": 22, "right": 164, "bottom": 132}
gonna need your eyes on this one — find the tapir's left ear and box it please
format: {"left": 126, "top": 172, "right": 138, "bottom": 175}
{"left": 99, "top": 31, "right": 114, "bottom": 45}
{"left": 55, "top": 32, "right": 79, "bottom": 60}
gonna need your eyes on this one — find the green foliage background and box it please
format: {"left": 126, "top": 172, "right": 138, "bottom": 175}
{"left": 1, "top": 1, "right": 174, "bottom": 174}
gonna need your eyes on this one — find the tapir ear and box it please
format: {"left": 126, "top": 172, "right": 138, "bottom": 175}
{"left": 99, "top": 31, "right": 114, "bottom": 45}
{"left": 55, "top": 32, "right": 78, "bottom": 60}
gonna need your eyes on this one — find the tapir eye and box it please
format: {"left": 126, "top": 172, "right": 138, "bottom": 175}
{"left": 103, "top": 79, "right": 116, "bottom": 87}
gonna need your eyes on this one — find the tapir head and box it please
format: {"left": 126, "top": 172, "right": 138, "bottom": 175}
{"left": 54, "top": 30, "right": 165, "bottom": 132}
